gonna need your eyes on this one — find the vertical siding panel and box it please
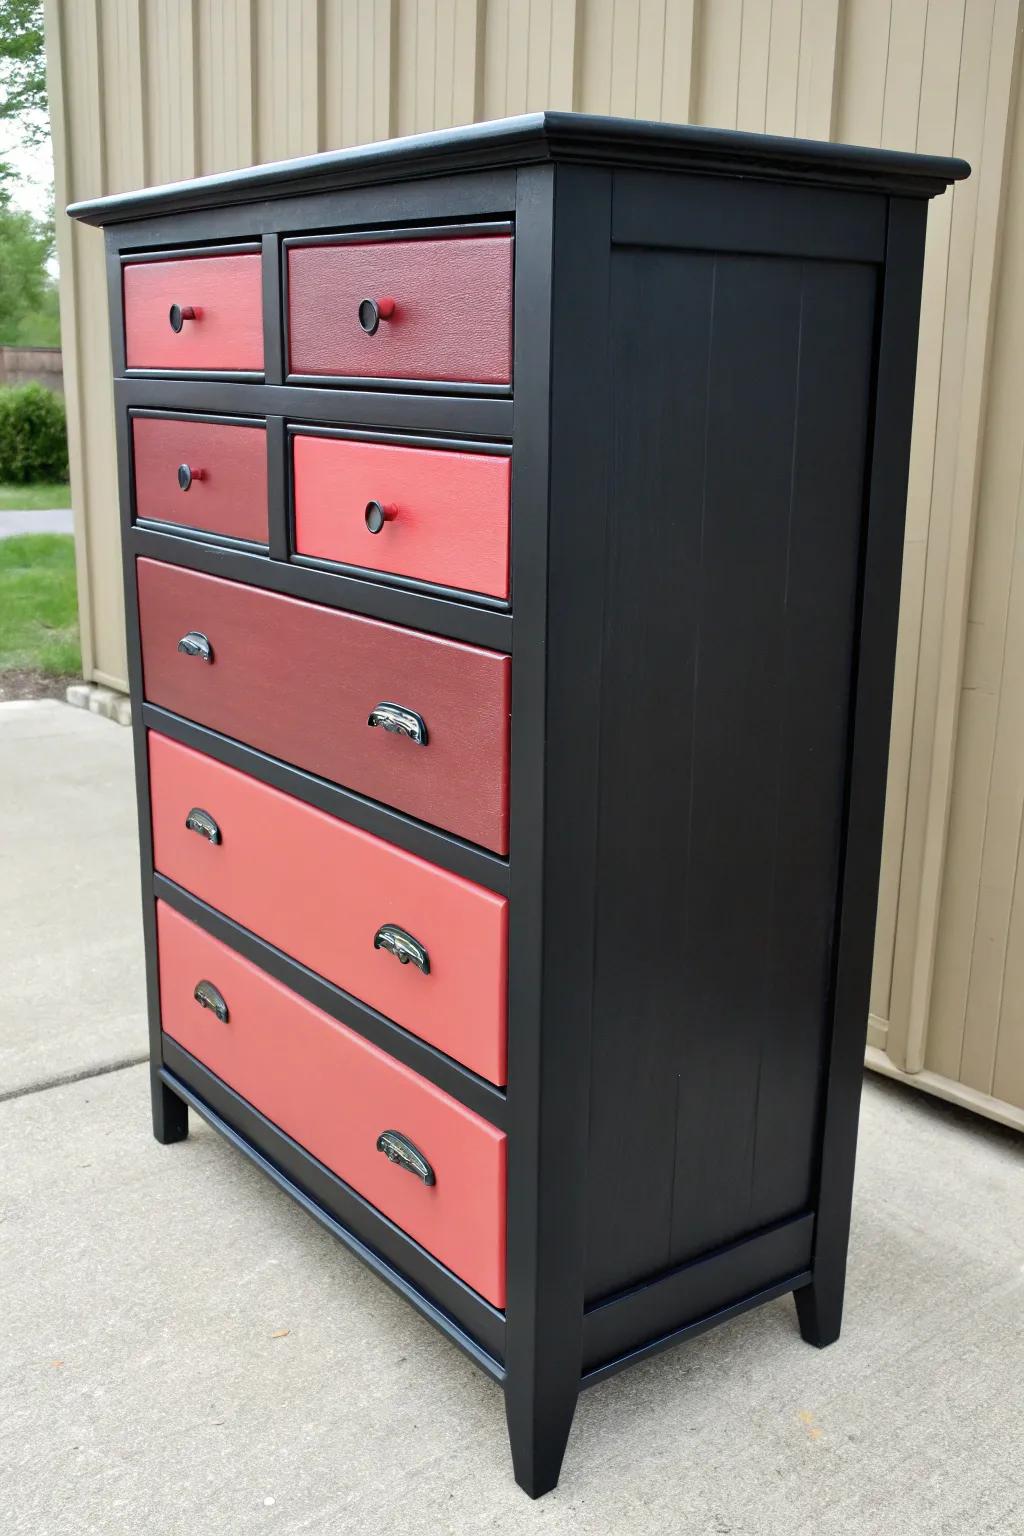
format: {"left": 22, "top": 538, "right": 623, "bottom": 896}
{"left": 880, "top": 0, "right": 928, "bottom": 150}
{"left": 793, "top": 0, "right": 841, "bottom": 141}
{"left": 548, "top": 0, "right": 580, "bottom": 109}
{"left": 765, "top": 0, "right": 802, "bottom": 137}
{"left": 693, "top": 0, "right": 742, "bottom": 127}
{"left": 196, "top": 0, "right": 255, "bottom": 173}
{"left": 578, "top": 0, "right": 615, "bottom": 113}
{"left": 144, "top": 0, "right": 197, "bottom": 183}
{"left": 660, "top": 0, "right": 698, "bottom": 122}
{"left": 254, "top": 0, "right": 318, "bottom": 160}
{"left": 833, "top": 0, "right": 891, "bottom": 147}
{"left": 735, "top": 0, "right": 772, "bottom": 132}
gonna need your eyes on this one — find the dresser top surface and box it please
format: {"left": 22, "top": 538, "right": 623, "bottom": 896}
{"left": 68, "top": 111, "right": 968, "bottom": 227}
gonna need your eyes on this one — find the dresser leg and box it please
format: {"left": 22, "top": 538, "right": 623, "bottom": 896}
{"left": 152, "top": 1076, "right": 189, "bottom": 1144}
{"left": 504, "top": 1378, "right": 579, "bottom": 1498}
{"left": 794, "top": 1274, "right": 843, "bottom": 1348}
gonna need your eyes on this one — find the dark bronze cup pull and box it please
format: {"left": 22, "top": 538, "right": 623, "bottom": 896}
{"left": 168, "top": 303, "right": 197, "bottom": 333}
{"left": 376, "top": 1130, "right": 435, "bottom": 1186}
{"left": 184, "top": 807, "right": 221, "bottom": 844}
{"left": 357, "top": 295, "right": 396, "bottom": 336}
{"left": 373, "top": 924, "right": 430, "bottom": 975}
{"left": 367, "top": 702, "right": 427, "bottom": 746}
{"left": 364, "top": 500, "right": 398, "bottom": 534}
{"left": 177, "top": 463, "right": 205, "bottom": 492}
{"left": 176, "top": 630, "right": 213, "bottom": 663}
{"left": 193, "top": 980, "right": 228, "bottom": 1023}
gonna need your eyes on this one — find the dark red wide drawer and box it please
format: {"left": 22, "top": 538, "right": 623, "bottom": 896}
{"left": 157, "top": 901, "right": 507, "bottom": 1306}
{"left": 287, "top": 235, "right": 512, "bottom": 385}
{"left": 149, "top": 731, "right": 509, "bottom": 1083}
{"left": 292, "top": 433, "right": 510, "bottom": 598}
{"left": 123, "top": 252, "right": 264, "bottom": 372}
{"left": 137, "top": 560, "right": 511, "bottom": 853}
{"left": 133, "top": 416, "right": 268, "bottom": 543}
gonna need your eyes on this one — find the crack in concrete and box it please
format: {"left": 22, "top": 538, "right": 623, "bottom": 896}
{"left": 0, "top": 1054, "right": 149, "bottom": 1105}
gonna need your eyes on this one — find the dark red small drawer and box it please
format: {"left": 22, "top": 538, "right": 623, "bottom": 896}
{"left": 292, "top": 433, "right": 510, "bottom": 598}
{"left": 137, "top": 559, "right": 511, "bottom": 853}
{"left": 157, "top": 901, "right": 507, "bottom": 1306}
{"left": 123, "top": 252, "right": 264, "bottom": 372}
{"left": 133, "top": 416, "right": 268, "bottom": 543}
{"left": 286, "top": 235, "right": 512, "bottom": 385}
{"left": 149, "top": 731, "right": 509, "bottom": 1083}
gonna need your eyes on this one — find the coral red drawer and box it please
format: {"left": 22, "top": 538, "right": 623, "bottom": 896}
{"left": 137, "top": 560, "right": 511, "bottom": 853}
{"left": 123, "top": 253, "right": 264, "bottom": 372}
{"left": 149, "top": 732, "right": 508, "bottom": 1083}
{"left": 156, "top": 901, "right": 507, "bottom": 1306}
{"left": 132, "top": 416, "right": 268, "bottom": 543}
{"left": 292, "top": 434, "right": 510, "bottom": 599}
{"left": 286, "top": 235, "right": 512, "bottom": 385}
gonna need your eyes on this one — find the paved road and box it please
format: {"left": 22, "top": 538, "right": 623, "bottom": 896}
{"left": 0, "top": 507, "right": 74, "bottom": 537}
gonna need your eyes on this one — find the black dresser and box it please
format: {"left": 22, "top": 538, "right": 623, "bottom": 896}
{"left": 69, "top": 113, "right": 966, "bottom": 1496}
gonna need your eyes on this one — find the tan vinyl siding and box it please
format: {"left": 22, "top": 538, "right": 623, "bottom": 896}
{"left": 43, "top": 0, "right": 1024, "bottom": 1127}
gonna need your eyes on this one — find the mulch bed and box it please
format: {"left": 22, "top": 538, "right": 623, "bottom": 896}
{"left": 0, "top": 669, "right": 76, "bottom": 703}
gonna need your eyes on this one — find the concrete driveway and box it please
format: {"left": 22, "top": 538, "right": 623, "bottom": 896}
{"left": 0, "top": 508, "right": 75, "bottom": 538}
{"left": 2, "top": 700, "right": 1022, "bottom": 1534}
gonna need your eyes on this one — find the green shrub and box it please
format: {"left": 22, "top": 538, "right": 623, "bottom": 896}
{"left": 0, "top": 383, "right": 69, "bottom": 483}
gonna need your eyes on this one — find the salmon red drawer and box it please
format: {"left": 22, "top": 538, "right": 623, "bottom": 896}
{"left": 132, "top": 416, "right": 268, "bottom": 543}
{"left": 123, "top": 253, "right": 264, "bottom": 372}
{"left": 287, "top": 235, "right": 512, "bottom": 385}
{"left": 148, "top": 731, "right": 509, "bottom": 1083}
{"left": 137, "top": 559, "right": 511, "bottom": 853}
{"left": 156, "top": 901, "right": 507, "bottom": 1306}
{"left": 292, "top": 434, "right": 510, "bottom": 598}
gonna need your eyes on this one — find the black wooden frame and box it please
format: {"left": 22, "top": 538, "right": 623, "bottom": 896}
{"left": 81, "top": 115, "right": 961, "bottom": 1501}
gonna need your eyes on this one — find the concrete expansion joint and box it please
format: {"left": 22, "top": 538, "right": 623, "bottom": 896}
{"left": 0, "top": 1054, "right": 149, "bottom": 1106}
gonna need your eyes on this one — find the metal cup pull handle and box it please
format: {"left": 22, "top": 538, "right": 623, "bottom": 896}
{"left": 184, "top": 807, "right": 221, "bottom": 844}
{"left": 375, "top": 1130, "right": 435, "bottom": 1186}
{"left": 176, "top": 630, "right": 213, "bottom": 663}
{"left": 193, "top": 980, "right": 228, "bottom": 1023}
{"left": 366, "top": 702, "right": 427, "bottom": 746}
{"left": 373, "top": 924, "right": 430, "bottom": 975}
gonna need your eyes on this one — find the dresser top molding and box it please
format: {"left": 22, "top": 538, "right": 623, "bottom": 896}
{"left": 68, "top": 111, "right": 969, "bottom": 227}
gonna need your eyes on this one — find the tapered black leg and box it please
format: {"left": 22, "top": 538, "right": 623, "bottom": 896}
{"left": 794, "top": 1273, "right": 843, "bottom": 1348}
{"left": 152, "top": 1074, "right": 188, "bottom": 1144}
{"left": 504, "top": 1377, "right": 579, "bottom": 1499}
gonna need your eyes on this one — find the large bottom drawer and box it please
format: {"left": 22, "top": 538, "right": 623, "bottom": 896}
{"left": 156, "top": 901, "right": 507, "bottom": 1307}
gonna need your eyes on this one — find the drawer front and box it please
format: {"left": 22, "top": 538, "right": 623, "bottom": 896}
{"left": 149, "top": 732, "right": 508, "bottom": 1084}
{"left": 133, "top": 417, "right": 268, "bottom": 543}
{"left": 292, "top": 434, "right": 510, "bottom": 599}
{"left": 137, "top": 560, "right": 511, "bottom": 853}
{"left": 124, "top": 253, "right": 264, "bottom": 372}
{"left": 157, "top": 901, "right": 507, "bottom": 1306}
{"left": 287, "top": 235, "right": 512, "bottom": 385}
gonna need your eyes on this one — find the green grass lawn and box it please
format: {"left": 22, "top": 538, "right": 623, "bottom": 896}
{"left": 0, "top": 535, "right": 81, "bottom": 675}
{"left": 0, "top": 482, "right": 72, "bottom": 511}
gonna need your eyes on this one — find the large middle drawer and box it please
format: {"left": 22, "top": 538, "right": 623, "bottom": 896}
{"left": 137, "top": 559, "right": 511, "bottom": 853}
{"left": 149, "top": 731, "right": 508, "bottom": 1084}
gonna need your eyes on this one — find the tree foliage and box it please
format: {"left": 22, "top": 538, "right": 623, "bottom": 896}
{"left": 0, "top": 1, "right": 47, "bottom": 146}
{"left": 0, "top": 185, "right": 57, "bottom": 343}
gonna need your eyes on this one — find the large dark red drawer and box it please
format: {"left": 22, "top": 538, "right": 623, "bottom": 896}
{"left": 132, "top": 416, "right": 268, "bottom": 543}
{"left": 149, "top": 731, "right": 509, "bottom": 1083}
{"left": 157, "top": 901, "right": 507, "bottom": 1306}
{"left": 137, "top": 560, "right": 511, "bottom": 853}
{"left": 287, "top": 235, "right": 512, "bottom": 385}
{"left": 123, "top": 253, "right": 264, "bottom": 372}
{"left": 292, "top": 433, "right": 510, "bottom": 598}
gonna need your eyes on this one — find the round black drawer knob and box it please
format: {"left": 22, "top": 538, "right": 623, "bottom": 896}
{"left": 358, "top": 296, "right": 396, "bottom": 336}
{"left": 168, "top": 303, "right": 197, "bottom": 333}
{"left": 364, "top": 500, "right": 398, "bottom": 534}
